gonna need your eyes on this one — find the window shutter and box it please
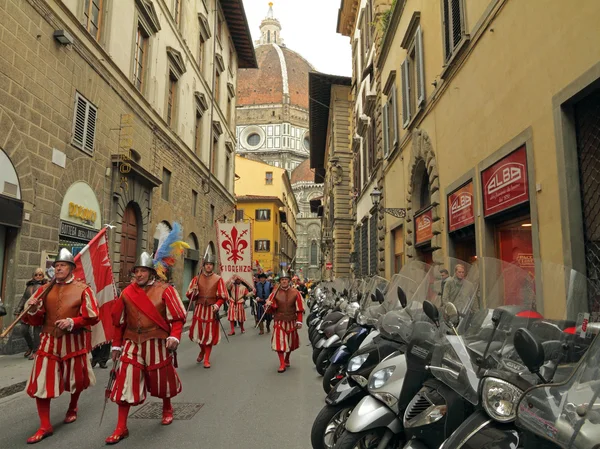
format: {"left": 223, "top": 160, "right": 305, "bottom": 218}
{"left": 72, "top": 96, "right": 87, "bottom": 149}
{"left": 382, "top": 102, "right": 389, "bottom": 157}
{"left": 391, "top": 86, "right": 399, "bottom": 146}
{"left": 84, "top": 103, "right": 97, "bottom": 153}
{"left": 415, "top": 25, "right": 426, "bottom": 108}
{"left": 401, "top": 59, "right": 410, "bottom": 128}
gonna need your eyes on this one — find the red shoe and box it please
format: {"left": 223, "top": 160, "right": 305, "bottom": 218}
{"left": 241, "top": 329, "right": 246, "bottom": 334}
{"left": 27, "top": 428, "right": 53, "bottom": 444}
{"left": 64, "top": 408, "right": 77, "bottom": 424}
{"left": 285, "top": 361, "right": 291, "bottom": 367}
{"left": 105, "top": 428, "right": 129, "bottom": 445}
{"left": 204, "top": 361, "right": 211, "bottom": 369}
{"left": 162, "top": 409, "right": 174, "bottom": 425}
{"left": 277, "top": 366, "right": 286, "bottom": 373}
{"left": 197, "top": 351, "right": 204, "bottom": 363}
{"left": 228, "top": 331, "right": 235, "bottom": 336}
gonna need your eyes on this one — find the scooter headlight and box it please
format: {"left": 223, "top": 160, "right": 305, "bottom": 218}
{"left": 481, "top": 377, "right": 523, "bottom": 423}
{"left": 357, "top": 313, "right": 367, "bottom": 325}
{"left": 369, "top": 366, "right": 396, "bottom": 390}
{"left": 347, "top": 354, "right": 369, "bottom": 373}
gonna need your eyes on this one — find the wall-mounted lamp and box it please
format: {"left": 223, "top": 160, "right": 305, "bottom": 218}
{"left": 370, "top": 188, "right": 407, "bottom": 218}
{"left": 53, "top": 30, "right": 74, "bottom": 45}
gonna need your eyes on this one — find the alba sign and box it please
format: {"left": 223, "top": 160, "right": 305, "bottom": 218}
{"left": 414, "top": 208, "right": 433, "bottom": 245}
{"left": 482, "top": 146, "right": 529, "bottom": 217}
{"left": 448, "top": 182, "right": 474, "bottom": 232}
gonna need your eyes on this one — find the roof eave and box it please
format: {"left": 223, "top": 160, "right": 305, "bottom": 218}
{"left": 221, "top": 0, "right": 258, "bottom": 69}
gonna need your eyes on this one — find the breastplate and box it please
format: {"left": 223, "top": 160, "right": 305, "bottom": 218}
{"left": 274, "top": 288, "right": 298, "bottom": 322}
{"left": 123, "top": 282, "right": 169, "bottom": 343}
{"left": 197, "top": 274, "right": 220, "bottom": 306}
{"left": 42, "top": 281, "right": 86, "bottom": 337}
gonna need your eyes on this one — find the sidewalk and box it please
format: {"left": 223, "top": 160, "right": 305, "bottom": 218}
{"left": 0, "top": 310, "right": 204, "bottom": 400}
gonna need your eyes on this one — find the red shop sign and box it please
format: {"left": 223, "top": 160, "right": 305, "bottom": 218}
{"left": 414, "top": 209, "right": 433, "bottom": 245}
{"left": 448, "top": 182, "right": 474, "bottom": 232}
{"left": 482, "top": 146, "right": 529, "bottom": 217}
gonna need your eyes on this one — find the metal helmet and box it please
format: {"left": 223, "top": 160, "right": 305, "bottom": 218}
{"left": 54, "top": 248, "right": 75, "bottom": 267}
{"left": 204, "top": 254, "right": 218, "bottom": 265}
{"left": 278, "top": 269, "right": 290, "bottom": 280}
{"left": 133, "top": 252, "right": 155, "bottom": 270}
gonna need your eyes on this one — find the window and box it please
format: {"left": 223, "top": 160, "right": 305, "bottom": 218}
{"left": 265, "top": 172, "right": 273, "bottom": 185}
{"left": 217, "top": 14, "right": 224, "bottom": 43}
{"left": 198, "top": 40, "right": 205, "bottom": 72}
{"left": 83, "top": 0, "right": 103, "bottom": 41}
{"left": 210, "top": 204, "right": 215, "bottom": 223}
{"left": 192, "top": 190, "right": 198, "bottom": 216}
{"left": 401, "top": 26, "right": 425, "bottom": 127}
{"left": 211, "top": 137, "right": 218, "bottom": 174}
{"left": 393, "top": 228, "right": 404, "bottom": 273}
{"left": 167, "top": 72, "right": 177, "bottom": 128}
{"left": 133, "top": 24, "right": 148, "bottom": 91}
{"left": 72, "top": 92, "right": 97, "bottom": 155}
{"left": 367, "top": 116, "right": 376, "bottom": 175}
{"left": 195, "top": 110, "right": 203, "bottom": 155}
{"left": 255, "top": 240, "right": 270, "bottom": 252}
{"left": 442, "top": 0, "right": 466, "bottom": 62}
{"left": 235, "top": 209, "right": 244, "bottom": 222}
{"left": 267, "top": 30, "right": 271, "bottom": 43}
{"left": 310, "top": 241, "right": 318, "bottom": 265}
{"left": 225, "top": 153, "right": 231, "bottom": 190}
{"left": 383, "top": 85, "right": 399, "bottom": 157}
{"left": 173, "top": 0, "right": 181, "bottom": 26}
{"left": 303, "top": 136, "right": 310, "bottom": 151}
{"left": 247, "top": 133, "right": 260, "bottom": 146}
{"left": 162, "top": 168, "right": 171, "bottom": 201}
{"left": 255, "top": 209, "right": 271, "bottom": 221}
{"left": 215, "top": 71, "right": 221, "bottom": 102}
{"left": 360, "top": 1, "right": 373, "bottom": 60}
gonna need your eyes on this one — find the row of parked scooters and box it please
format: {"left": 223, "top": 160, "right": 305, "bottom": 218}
{"left": 306, "top": 258, "right": 600, "bottom": 449}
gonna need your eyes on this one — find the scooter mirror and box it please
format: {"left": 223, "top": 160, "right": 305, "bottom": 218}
{"left": 443, "top": 302, "right": 459, "bottom": 328}
{"left": 332, "top": 288, "right": 337, "bottom": 294}
{"left": 343, "top": 289, "right": 348, "bottom": 297}
{"left": 397, "top": 286, "right": 408, "bottom": 308}
{"left": 423, "top": 300, "right": 439, "bottom": 326}
{"left": 375, "top": 288, "right": 385, "bottom": 304}
{"left": 370, "top": 293, "right": 376, "bottom": 302}
{"left": 514, "top": 328, "right": 545, "bottom": 375}
{"left": 357, "top": 292, "right": 363, "bottom": 301}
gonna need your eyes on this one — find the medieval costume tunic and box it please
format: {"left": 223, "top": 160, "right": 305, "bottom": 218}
{"left": 226, "top": 282, "right": 249, "bottom": 334}
{"left": 187, "top": 272, "right": 227, "bottom": 346}
{"left": 24, "top": 276, "right": 99, "bottom": 399}
{"left": 109, "top": 279, "right": 186, "bottom": 406}
{"left": 269, "top": 286, "right": 304, "bottom": 353}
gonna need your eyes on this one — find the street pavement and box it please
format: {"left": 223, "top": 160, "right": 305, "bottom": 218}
{"left": 0, "top": 324, "right": 324, "bottom": 448}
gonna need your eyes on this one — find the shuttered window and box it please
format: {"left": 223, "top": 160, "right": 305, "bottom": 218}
{"left": 442, "top": 0, "right": 466, "bottom": 62}
{"left": 71, "top": 92, "right": 97, "bottom": 155}
{"left": 401, "top": 26, "right": 425, "bottom": 128}
{"left": 369, "top": 214, "right": 377, "bottom": 275}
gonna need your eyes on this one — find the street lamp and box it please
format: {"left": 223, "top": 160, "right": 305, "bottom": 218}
{"left": 370, "top": 188, "right": 407, "bottom": 218}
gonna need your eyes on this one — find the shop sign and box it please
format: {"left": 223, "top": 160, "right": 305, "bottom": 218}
{"left": 482, "top": 146, "right": 529, "bottom": 217}
{"left": 59, "top": 181, "right": 102, "bottom": 230}
{"left": 326, "top": 262, "right": 333, "bottom": 269}
{"left": 448, "top": 182, "right": 475, "bottom": 232}
{"left": 59, "top": 220, "right": 98, "bottom": 241}
{"left": 414, "top": 209, "right": 433, "bottom": 245}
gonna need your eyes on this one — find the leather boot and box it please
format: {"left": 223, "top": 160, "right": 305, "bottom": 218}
{"left": 259, "top": 322, "right": 264, "bottom": 335}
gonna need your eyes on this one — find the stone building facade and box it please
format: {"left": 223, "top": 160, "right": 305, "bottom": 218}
{"left": 0, "top": 0, "right": 256, "bottom": 352}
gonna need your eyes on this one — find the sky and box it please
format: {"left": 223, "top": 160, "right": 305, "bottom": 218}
{"left": 241, "top": 0, "right": 352, "bottom": 76}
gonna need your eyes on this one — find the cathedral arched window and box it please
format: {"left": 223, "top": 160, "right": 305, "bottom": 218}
{"left": 267, "top": 30, "right": 271, "bottom": 43}
{"left": 310, "top": 240, "right": 318, "bottom": 265}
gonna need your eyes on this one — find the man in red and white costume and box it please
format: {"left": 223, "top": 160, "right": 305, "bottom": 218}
{"left": 106, "top": 251, "right": 186, "bottom": 444}
{"left": 225, "top": 276, "right": 250, "bottom": 335}
{"left": 186, "top": 254, "right": 227, "bottom": 368}
{"left": 23, "top": 248, "right": 99, "bottom": 444}
{"left": 265, "top": 270, "right": 304, "bottom": 373}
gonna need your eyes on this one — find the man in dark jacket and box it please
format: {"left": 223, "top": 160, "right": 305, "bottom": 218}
{"left": 14, "top": 268, "right": 47, "bottom": 360}
{"left": 255, "top": 273, "right": 273, "bottom": 334}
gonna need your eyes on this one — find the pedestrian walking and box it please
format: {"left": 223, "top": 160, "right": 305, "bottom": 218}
{"left": 254, "top": 273, "right": 273, "bottom": 334}
{"left": 441, "top": 264, "right": 474, "bottom": 311}
{"left": 22, "top": 249, "right": 100, "bottom": 444}
{"left": 186, "top": 253, "right": 227, "bottom": 368}
{"left": 105, "top": 250, "right": 187, "bottom": 444}
{"left": 14, "top": 268, "right": 47, "bottom": 360}
{"left": 226, "top": 276, "right": 250, "bottom": 335}
{"left": 265, "top": 270, "right": 304, "bottom": 373}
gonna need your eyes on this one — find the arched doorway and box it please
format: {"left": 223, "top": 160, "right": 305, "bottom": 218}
{"left": 119, "top": 202, "right": 140, "bottom": 289}
{"left": 183, "top": 233, "right": 199, "bottom": 294}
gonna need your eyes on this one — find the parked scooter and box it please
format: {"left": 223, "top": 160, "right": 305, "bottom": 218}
{"left": 438, "top": 262, "right": 598, "bottom": 449}
{"left": 311, "top": 262, "right": 434, "bottom": 449}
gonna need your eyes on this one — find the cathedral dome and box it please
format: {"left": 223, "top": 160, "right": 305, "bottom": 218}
{"left": 291, "top": 159, "right": 314, "bottom": 184}
{"left": 237, "top": 44, "right": 314, "bottom": 110}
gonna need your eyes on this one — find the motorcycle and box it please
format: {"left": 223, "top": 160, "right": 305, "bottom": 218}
{"left": 439, "top": 262, "right": 598, "bottom": 449}
{"left": 311, "top": 262, "right": 434, "bottom": 449}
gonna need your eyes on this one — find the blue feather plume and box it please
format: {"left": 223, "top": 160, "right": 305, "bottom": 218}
{"left": 153, "top": 222, "right": 183, "bottom": 265}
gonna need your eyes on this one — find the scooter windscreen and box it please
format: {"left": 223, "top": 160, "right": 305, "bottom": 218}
{"left": 516, "top": 270, "right": 600, "bottom": 449}
{"left": 356, "top": 276, "right": 390, "bottom": 326}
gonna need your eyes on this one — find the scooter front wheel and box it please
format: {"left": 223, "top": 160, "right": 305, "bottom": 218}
{"left": 333, "top": 429, "right": 396, "bottom": 449}
{"left": 316, "top": 348, "right": 331, "bottom": 376}
{"left": 322, "top": 363, "right": 343, "bottom": 394}
{"left": 310, "top": 403, "right": 354, "bottom": 449}
{"left": 313, "top": 346, "right": 323, "bottom": 365}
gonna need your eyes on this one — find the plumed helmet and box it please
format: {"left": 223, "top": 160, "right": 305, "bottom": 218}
{"left": 204, "top": 254, "right": 218, "bottom": 265}
{"left": 134, "top": 252, "right": 155, "bottom": 270}
{"left": 54, "top": 248, "right": 75, "bottom": 267}
{"left": 278, "top": 269, "right": 290, "bottom": 279}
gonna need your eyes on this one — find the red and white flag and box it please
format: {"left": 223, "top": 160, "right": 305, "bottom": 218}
{"left": 216, "top": 221, "right": 254, "bottom": 288}
{"left": 72, "top": 227, "right": 118, "bottom": 348}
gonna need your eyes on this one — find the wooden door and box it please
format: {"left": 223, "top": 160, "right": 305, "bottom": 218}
{"left": 119, "top": 204, "right": 138, "bottom": 289}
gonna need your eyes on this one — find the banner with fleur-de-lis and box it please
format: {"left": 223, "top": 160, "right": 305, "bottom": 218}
{"left": 216, "top": 221, "right": 254, "bottom": 288}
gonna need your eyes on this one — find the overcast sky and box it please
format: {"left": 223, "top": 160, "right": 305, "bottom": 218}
{"left": 242, "top": 0, "right": 352, "bottom": 76}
